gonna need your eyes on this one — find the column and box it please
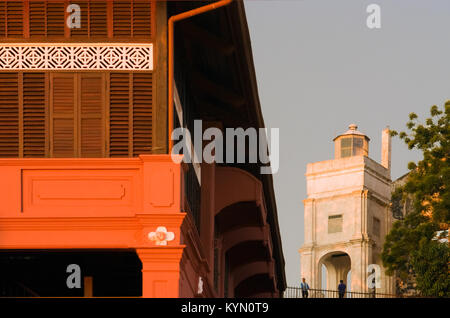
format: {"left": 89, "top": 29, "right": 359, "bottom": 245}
{"left": 137, "top": 246, "right": 185, "bottom": 298}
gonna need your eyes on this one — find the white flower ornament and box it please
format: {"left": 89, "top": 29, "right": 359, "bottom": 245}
{"left": 148, "top": 226, "right": 175, "bottom": 245}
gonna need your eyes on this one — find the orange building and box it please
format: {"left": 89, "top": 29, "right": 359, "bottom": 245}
{"left": 0, "top": 0, "right": 286, "bottom": 297}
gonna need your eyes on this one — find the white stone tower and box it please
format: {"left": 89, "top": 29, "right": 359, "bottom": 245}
{"left": 298, "top": 124, "right": 394, "bottom": 294}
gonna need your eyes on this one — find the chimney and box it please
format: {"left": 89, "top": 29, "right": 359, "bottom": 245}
{"left": 381, "top": 127, "right": 391, "bottom": 175}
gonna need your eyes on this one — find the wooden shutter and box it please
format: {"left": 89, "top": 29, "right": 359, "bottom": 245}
{"left": 109, "top": 72, "right": 153, "bottom": 157}
{"left": 133, "top": 0, "right": 151, "bottom": 37}
{"left": 29, "top": 1, "right": 46, "bottom": 37}
{"left": 1, "top": 0, "right": 152, "bottom": 39}
{"left": 0, "top": 73, "right": 19, "bottom": 157}
{"left": 70, "top": 0, "right": 88, "bottom": 37}
{"left": 132, "top": 73, "right": 152, "bottom": 156}
{"left": 50, "top": 73, "right": 76, "bottom": 158}
{"left": 109, "top": 73, "right": 130, "bottom": 157}
{"left": 0, "top": 1, "right": 6, "bottom": 37}
{"left": 0, "top": 0, "right": 24, "bottom": 38}
{"left": 46, "top": 0, "right": 65, "bottom": 37}
{"left": 70, "top": 0, "right": 108, "bottom": 37}
{"left": 89, "top": 1, "right": 107, "bottom": 37}
{"left": 79, "top": 73, "right": 105, "bottom": 157}
{"left": 113, "top": 0, "right": 132, "bottom": 37}
{"left": 23, "top": 72, "right": 47, "bottom": 157}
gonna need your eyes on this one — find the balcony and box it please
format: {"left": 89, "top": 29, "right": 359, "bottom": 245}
{"left": 0, "top": 154, "right": 185, "bottom": 250}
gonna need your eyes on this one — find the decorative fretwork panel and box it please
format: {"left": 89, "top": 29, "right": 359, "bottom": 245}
{"left": 0, "top": 44, "right": 154, "bottom": 71}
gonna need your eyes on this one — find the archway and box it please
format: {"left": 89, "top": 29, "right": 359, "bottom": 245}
{"left": 318, "top": 251, "right": 351, "bottom": 295}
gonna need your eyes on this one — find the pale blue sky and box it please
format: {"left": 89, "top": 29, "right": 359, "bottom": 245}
{"left": 244, "top": 0, "right": 450, "bottom": 286}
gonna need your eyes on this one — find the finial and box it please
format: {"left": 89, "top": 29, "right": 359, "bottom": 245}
{"left": 349, "top": 124, "right": 358, "bottom": 131}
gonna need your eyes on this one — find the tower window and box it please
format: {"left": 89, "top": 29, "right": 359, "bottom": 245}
{"left": 341, "top": 137, "right": 365, "bottom": 158}
{"left": 353, "top": 137, "right": 364, "bottom": 155}
{"left": 328, "top": 215, "right": 343, "bottom": 233}
{"left": 340, "top": 138, "right": 352, "bottom": 158}
{"left": 373, "top": 217, "right": 381, "bottom": 237}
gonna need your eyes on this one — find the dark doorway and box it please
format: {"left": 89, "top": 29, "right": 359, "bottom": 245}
{"left": 0, "top": 250, "right": 142, "bottom": 297}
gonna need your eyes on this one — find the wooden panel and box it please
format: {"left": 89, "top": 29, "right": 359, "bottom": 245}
{"left": 23, "top": 72, "right": 46, "bottom": 157}
{"left": 22, "top": 168, "right": 138, "bottom": 216}
{"left": 51, "top": 73, "right": 75, "bottom": 157}
{"left": 109, "top": 73, "right": 130, "bottom": 157}
{"left": 80, "top": 73, "right": 105, "bottom": 157}
{"left": 0, "top": 72, "right": 19, "bottom": 157}
{"left": 133, "top": 72, "right": 152, "bottom": 156}
{"left": 153, "top": 0, "right": 167, "bottom": 154}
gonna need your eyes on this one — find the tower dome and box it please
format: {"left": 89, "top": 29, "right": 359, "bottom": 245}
{"left": 333, "top": 124, "right": 370, "bottom": 158}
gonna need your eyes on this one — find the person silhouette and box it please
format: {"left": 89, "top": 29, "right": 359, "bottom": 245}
{"left": 338, "top": 280, "right": 346, "bottom": 298}
{"left": 300, "top": 278, "right": 310, "bottom": 298}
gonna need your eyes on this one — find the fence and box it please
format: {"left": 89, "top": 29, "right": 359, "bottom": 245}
{"left": 284, "top": 287, "right": 397, "bottom": 298}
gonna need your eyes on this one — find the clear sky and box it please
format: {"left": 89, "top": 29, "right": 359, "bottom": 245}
{"left": 244, "top": 0, "right": 450, "bottom": 287}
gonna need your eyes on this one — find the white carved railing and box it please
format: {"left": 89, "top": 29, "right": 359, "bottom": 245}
{"left": 0, "top": 43, "right": 153, "bottom": 71}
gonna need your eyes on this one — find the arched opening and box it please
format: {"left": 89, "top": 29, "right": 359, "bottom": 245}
{"left": 318, "top": 251, "right": 351, "bottom": 296}
{"left": 234, "top": 273, "right": 275, "bottom": 298}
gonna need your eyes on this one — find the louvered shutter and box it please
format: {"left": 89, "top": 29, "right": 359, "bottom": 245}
{"left": 70, "top": 0, "right": 88, "bottom": 37}
{"left": 0, "top": 73, "right": 19, "bottom": 157}
{"left": 2, "top": 0, "right": 152, "bottom": 39}
{"left": 89, "top": 1, "right": 107, "bottom": 37}
{"left": 70, "top": 0, "right": 108, "bottom": 37}
{"left": 132, "top": 73, "right": 152, "bottom": 155}
{"left": 0, "top": 2, "right": 6, "bottom": 37}
{"left": 29, "top": 1, "right": 46, "bottom": 37}
{"left": 109, "top": 72, "right": 152, "bottom": 157}
{"left": 79, "top": 73, "right": 105, "bottom": 157}
{"left": 109, "top": 73, "right": 130, "bottom": 157}
{"left": 29, "top": 0, "right": 66, "bottom": 38}
{"left": 133, "top": 0, "right": 151, "bottom": 37}
{"left": 4, "top": 0, "right": 23, "bottom": 38}
{"left": 50, "top": 73, "right": 76, "bottom": 158}
{"left": 46, "top": 1, "right": 65, "bottom": 37}
{"left": 113, "top": 0, "right": 132, "bottom": 37}
{"left": 23, "top": 72, "right": 47, "bottom": 157}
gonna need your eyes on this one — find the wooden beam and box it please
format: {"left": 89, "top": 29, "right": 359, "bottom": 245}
{"left": 153, "top": 0, "right": 168, "bottom": 154}
{"left": 180, "top": 22, "right": 235, "bottom": 56}
{"left": 84, "top": 276, "right": 93, "bottom": 297}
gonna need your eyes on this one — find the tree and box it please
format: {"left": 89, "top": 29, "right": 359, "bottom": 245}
{"left": 411, "top": 238, "right": 450, "bottom": 297}
{"left": 382, "top": 101, "right": 450, "bottom": 297}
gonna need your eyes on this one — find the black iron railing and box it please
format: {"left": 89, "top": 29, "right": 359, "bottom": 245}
{"left": 284, "top": 287, "right": 396, "bottom": 298}
{"left": 0, "top": 278, "right": 39, "bottom": 297}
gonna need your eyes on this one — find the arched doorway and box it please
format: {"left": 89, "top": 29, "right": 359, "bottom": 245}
{"left": 318, "top": 251, "right": 351, "bottom": 294}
